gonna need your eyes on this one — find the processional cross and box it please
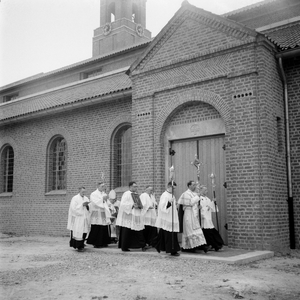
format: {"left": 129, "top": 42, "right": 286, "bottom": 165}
{"left": 190, "top": 155, "right": 220, "bottom": 231}
{"left": 191, "top": 154, "right": 203, "bottom": 184}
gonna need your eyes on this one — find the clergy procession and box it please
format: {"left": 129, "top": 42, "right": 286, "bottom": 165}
{"left": 67, "top": 175, "right": 224, "bottom": 256}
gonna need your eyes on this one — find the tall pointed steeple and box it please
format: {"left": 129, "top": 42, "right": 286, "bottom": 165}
{"left": 93, "top": 0, "right": 151, "bottom": 57}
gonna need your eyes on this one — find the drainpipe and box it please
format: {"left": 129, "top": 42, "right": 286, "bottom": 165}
{"left": 277, "top": 52, "right": 297, "bottom": 249}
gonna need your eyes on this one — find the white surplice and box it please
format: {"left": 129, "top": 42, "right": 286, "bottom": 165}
{"left": 107, "top": 199, "right": 120, "bottom": 238}
{"left": 67, "top": 193, "right": 90, "bottom": 240}
{"left": 155, "top": 191, "right": 179, "bottom": 232}
{"left": 178, "top": 189, "right": 206, "bottom": 249}
{"left": 200, "top": 196, "right": 218, "bottom": 229}
{"left": 116, "top": 190, "right": 146, "bottom": 231}
{"left": 140, "top": 192, "right": 157, "bottom": 226}
{"left": 89, "top": 189, "right": 112, "bottom": 225}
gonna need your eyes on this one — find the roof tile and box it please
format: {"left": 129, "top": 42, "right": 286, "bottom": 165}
{"left": 264, "top": 23, "right": 300, "bottom": 49}
{"left": 1, "top": 72, "right": 131, "bottom": 122}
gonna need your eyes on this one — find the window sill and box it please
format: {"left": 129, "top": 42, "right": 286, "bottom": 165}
{"left": 0, "top": 192, "right": 13, "bottom": 197}
{"left": 45, "top": 190, "right": 67, "bottom": 196}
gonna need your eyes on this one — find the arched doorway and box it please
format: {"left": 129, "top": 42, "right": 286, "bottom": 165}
{"left": 164, "top": 102, "right": 228, "bottom": 244}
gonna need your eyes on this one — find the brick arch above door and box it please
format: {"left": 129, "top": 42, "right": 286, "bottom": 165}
{"left": 165, "top": 101, "right": 225, "bottom": 141}
{"left": 155, "top": 88, "right": 232, "bottom": 142}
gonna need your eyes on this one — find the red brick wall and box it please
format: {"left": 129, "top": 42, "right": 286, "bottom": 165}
{"left": 139, "top": 10, "right": 254, "bottom": 73}
{"left": 285, "top": 56, "right": 300, "bottom": 248}
{"left": 243, "top": 44, "right": 288, "bottom": 251}
{"left": 0, "top": 98, "right": 131, "bottom": 236}
{"left": 131, "top": 25, "right": 288, "bottom": 250}
{"left": 169, "top": 102, "right": 221, "bottom": 126}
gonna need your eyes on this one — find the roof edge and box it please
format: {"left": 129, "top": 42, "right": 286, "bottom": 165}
{"left": 256, "top": 16, "right": 300, "bottom": 32}
{"left": 0, "top": 89, "right": 132, "bottom": 126}
{"left": 0, "top": 67, "right": 130, "bottom": 108}
{"left": 222, "top": 0, "right": 278, "bottom": 17}
{"left": 0, "top": 41, "right": 151, "bottom": 92}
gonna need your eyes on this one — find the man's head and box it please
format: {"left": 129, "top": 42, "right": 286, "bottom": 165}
{"left": 167, "top": 181, "right": 177, "bottom": 192}
{"left": 187, "top": 180, "right": 197, "bottom": 191}
{"left": 199, "top": 185, "right": 208, "bottom": 195}
{"left": 145, "top": 185, "right": 153, "bottom": 195}
{"left": 129, "top": 181, "right": 138, "bottom": 192}
{"left": 78, "top": 186, "right": 86, "bottom": 197}
{"left": 97, "top": 182, "right": 106, "bottom": 192}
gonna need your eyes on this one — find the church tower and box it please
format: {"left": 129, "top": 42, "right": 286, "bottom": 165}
{"left": 93, "top": 0, "right": 152, "bottom": 57}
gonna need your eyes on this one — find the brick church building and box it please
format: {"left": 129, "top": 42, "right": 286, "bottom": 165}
{"left": 0, "top": 0, "right": 299, "bottom": 251}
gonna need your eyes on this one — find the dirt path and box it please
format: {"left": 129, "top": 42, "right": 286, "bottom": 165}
{"left": 1, "top": 235, "right": 300, "bottom": 300}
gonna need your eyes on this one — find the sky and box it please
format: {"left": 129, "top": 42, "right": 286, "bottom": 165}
{"left": 0, "top": 0, "right": 264, "bottom": 87}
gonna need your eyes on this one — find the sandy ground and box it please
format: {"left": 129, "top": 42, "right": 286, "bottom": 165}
{"left": 0, "top": 234, "right": 300, "bottom": 300}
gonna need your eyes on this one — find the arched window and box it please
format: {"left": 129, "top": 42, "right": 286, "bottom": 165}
{"left": 46, "top": 136, "right": 67, "bottom": 192}
{"left": 0, "top": 145, "right": 14, "bottom": 193}
{"left": 112, "top": 125, "right": 132, "bottom": 188}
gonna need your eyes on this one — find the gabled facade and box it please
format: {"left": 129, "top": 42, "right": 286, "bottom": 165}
{"left": 0, "top": 0, "right": 299, "bottom": 251}
{"left": 127, "top": 2, "right": 288, "bottom": 250}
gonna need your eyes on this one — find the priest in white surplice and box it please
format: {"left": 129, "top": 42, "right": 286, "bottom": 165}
{"left": 140, "top": 185, "right": 158, "bottom": 247}
{"left": 178, "top": 180, "right": 208, "bottom": 253}
{"left": 199, "top": 185, "right": 224, "bottom": 251}
{"left": 116, "top": 181, "right": 146, "bottom": 252}
{"left": 86, "top": 182, "right": 112, "bottom": 248}
{"left": 153, "top": 182, "right": 181, "bottom": 256}
{"left": 67, "top": 186, "right": 90, "bottom": 251}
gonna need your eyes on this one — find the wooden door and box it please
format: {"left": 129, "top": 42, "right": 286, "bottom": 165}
{"left": 170, "top": 135, "right": 227, "bottom": 244}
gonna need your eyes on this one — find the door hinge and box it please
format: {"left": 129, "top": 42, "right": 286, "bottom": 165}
{"left": 223, "top": 182, "right": 227, "bottom": 188}
{"left": 169, "top": 148, "right": 176, "bottom": 156}
{"left": 222, "top": 144, "right": 226, "bottom": 150}
{"left": 224, "top": 223, "right": 228, "bottom": 230}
